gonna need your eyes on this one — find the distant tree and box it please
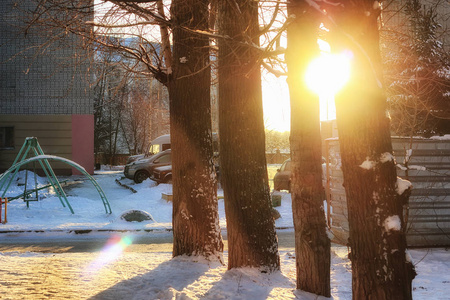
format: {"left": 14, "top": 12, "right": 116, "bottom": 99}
{"left": 218, "top": 0, "right": 280, "bottom": 271}
{"left": 92, "top": 55, "right": 129, "bottom": 162}
{"left": 120, "top": 75, "right": 169, "bottom": 155}
{"left": 383, "top": 0, "right": 450, "bottom": 137}
{"left": 326, "top": 0, "right": 417, "bottom": 298}
{"left": 265, "top": 129, "right": 290, "bottom": 153}
{"left": 285, "top": 0, "right": 330, "bottom": 296}
{"left": 93, "top": 53, "right": 117, "bottom": 156}
{"left": 93, "top": 49, "right": 169, "bottom": 159}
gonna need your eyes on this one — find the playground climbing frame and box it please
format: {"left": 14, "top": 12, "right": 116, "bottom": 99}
{"left": 0, "top": 137, "right": 112, "bottom": 214}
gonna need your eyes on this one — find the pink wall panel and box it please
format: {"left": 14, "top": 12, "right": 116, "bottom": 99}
{"left": 71, "top": 115, "right": 94, "bottom": 175}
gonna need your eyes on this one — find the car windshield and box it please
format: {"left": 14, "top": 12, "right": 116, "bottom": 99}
{"left": 147, "top": 143, "right": 171, "bottom": 157}
{"left": 155, "top": 153, "right": 171, "bottom": 163}
{"left": 147, "top": 144, "right": 160, "bottom": 156}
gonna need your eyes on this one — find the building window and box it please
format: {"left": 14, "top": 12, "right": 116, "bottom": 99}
{"left": 0, "top": 127, "right": 14, "bottom": 149}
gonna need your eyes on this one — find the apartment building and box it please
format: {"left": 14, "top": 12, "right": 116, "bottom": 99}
{"left": 0, "top": 0, "right": 94, "bottom": 175}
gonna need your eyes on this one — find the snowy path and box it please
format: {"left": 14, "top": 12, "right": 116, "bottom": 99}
{"left": 1, "top": 169, "right": 449, "bottom": 299}
{"left": 0, "top": 248, "right": 328, "bottom": 300}
{"left": 1, "top": 245, "right": 448, "bottom": 300}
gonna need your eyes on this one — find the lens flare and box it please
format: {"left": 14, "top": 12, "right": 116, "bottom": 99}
{"left": 83, "top": 235, "right": 133, "bottom": 278}
{"left": 99, "top": 235, "right": 133, "bottom": 263}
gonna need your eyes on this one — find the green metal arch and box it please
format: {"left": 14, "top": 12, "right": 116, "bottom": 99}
{"left": 0, "top": 155, "right": 112, "bottom": 214}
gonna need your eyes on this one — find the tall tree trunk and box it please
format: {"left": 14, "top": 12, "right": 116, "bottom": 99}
{"left": 330, "top": 1, "right": 416, "bottom": 298}
{"left": 218, "top": 0, "right": 280, "bottom": 271}
{"left": 157, "top": 0, "right": 172, "bottom": 76}
{"left": 286, "top": 0, "right": 330, "bottom": 296}
{"left": 169, "top": 0, "right": 223, "bottom": 260}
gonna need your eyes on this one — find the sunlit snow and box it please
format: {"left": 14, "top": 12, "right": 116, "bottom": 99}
{"left": 0, "top": 166, "right": 448, "bottom": 299}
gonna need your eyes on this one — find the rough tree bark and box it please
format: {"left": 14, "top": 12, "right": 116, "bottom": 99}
{"left": 169, "top": 0, "right": 223, "bottom": 260}
{"left": 286, "top": 0, "right": 330, "bottom": 296}
{"left": 329, "top": 1, "right": 416, "bottom": 298}
{"left": 217, "top": 0, "right": 280, "bottom": 271}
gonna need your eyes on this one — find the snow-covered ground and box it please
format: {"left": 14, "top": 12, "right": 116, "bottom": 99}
{"left": 0, "top": 167, "right": 449, "bottom": 299}
{"left": 0, "top": 166, "right": 293, "bottom": 231}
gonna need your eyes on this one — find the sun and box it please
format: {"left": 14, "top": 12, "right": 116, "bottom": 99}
{"left": 262, "top": 41, "right": 353, "bottom": 129}
{"left": 305, "top": 51, "right": 352, "bottom": 98}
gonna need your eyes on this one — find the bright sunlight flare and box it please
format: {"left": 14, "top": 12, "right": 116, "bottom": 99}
{"left": 305, "top": 51, "right": 352, "bottom": 98}
{"left": 262, "top": 41, "right": 354, "bottom": 130}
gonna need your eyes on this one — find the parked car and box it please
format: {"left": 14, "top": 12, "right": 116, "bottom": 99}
{"left": 273, "top": 158, "right": 327, "bottom": 193}
{"left": 150, "top": 163, "right": 221, "bottom": 185}
{"left": 126, "top": 133, "right": 219, "bottom": 165}
{"left": 151, "top": 165, "right": 172, "bottom": 184}
{"left": 126, "top": 134, "right": 171, "bottom": 164}
{"left": 124, "top": 149, "right": 172, "bottom": 183}
{"left": 273, "top": 159, "right": 291, "bottom": 192}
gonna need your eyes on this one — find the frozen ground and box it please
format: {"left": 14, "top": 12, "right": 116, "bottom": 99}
{"left": 0, "top": 167, "right": 449, "bottom": 299}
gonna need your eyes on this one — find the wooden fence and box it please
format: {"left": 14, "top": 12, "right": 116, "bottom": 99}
{"left": 325, "top": 137, "right": 450, "bottom": 247}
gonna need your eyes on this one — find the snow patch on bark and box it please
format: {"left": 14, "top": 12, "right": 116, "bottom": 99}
{"left": 383, "top": 215, "right": 401, "bottom": 232}
{"left": 359, "top": 157, "right": 376, "bottom": 170}
{"left": 396, "top": 177, "right": 412, "bottom": 195}
{"left": 380, "top": 152, "right": 394, "bottom": 163}
{"left": 373, "top": 191, "right": 380, "bottom": 205}
{"left": 405, "top": 250, "right": 412, "bottom": 263}
{"left": 359, "top": 153, "right": 394, "bottom": 170}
